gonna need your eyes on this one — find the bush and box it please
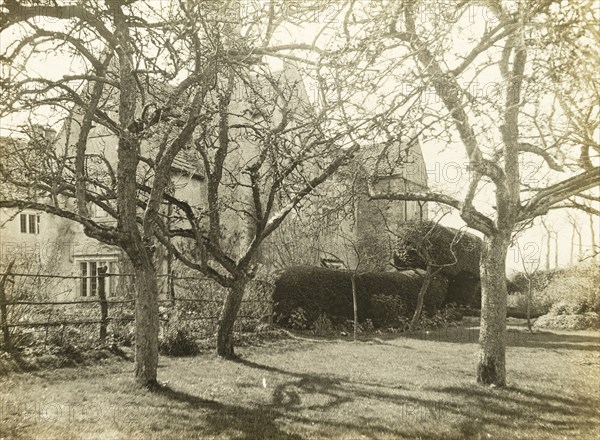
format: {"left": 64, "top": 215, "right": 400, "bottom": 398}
{"left": 445, "top": 271, "right": 481, "bottom": 307}
{"left": 273, "top": 266, "right": 448, "bottom": 329}
{"left": 533, "top": 312, "right": 600, "bottom": 331}
{"left": 360, "top": 270, "right": 448, "bottom": 316}
{"left": 159, "top": 321, "right": 199, "bottom": 357}
{"left": 273, "top": 267, "right": 356, "bottom": 326}
{"left": 393, "top": 222, "right": 483, "bottom": 307}
{"left": 312, "top": 313, "right": 334, "bottom": 334}
{"left": 508, "top": 269, "right": 566, "bottom": 295}
{"left": 369, "top": 294, "right": 407, "bottom": 327}
{"left": 507, "top": 291, "right": 554, "bottom": 316}
{"left": 393, "top": 222, "right": 482, "bottom": 278}
{"left": 442, "top": 304, "right": 463, "bottom": 322}
{"left": 507, "top": 264, "right": 599, "bottom": 317}
{"left": 289, "top": 307, "right": 309, "bottom": 330}
{"left": 110, "top": 320, "right": 135, "bottom": 347}
{"left": 550, "top": 300, "right": 588, "bottom": 316}
{"left": 543, "top": 264, "right": 598, "bottom": 314}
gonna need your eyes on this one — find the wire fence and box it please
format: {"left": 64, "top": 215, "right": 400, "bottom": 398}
{"left": 0, "top": 269, "right": 274, "bottom": 351}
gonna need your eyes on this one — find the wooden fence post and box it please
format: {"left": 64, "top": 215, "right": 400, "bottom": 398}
{"left": 98, "top": 264, "right": 108, "bottom": 342}
{"left": 0, "top": 260, "right": 15, "bottom": 351}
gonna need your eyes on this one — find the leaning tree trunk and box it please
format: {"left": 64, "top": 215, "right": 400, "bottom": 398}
{"left": 217, "top": 277, "right": 248, "bottom": 359}
{"left": 351, "top": 274, "right": 358, "bottom": 341}
{"left": 133, "top": 262, "right": 160, "bottom": 387}
{"left": 409, "top": 265, "right": 434, "bottom": 332}
{"left": 477, "top": 233, "right": 511, "bottom": 386}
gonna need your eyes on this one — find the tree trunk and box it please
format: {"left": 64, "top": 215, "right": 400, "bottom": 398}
{"left": 570, "top": 226, "right": 576, "bottom": 265}
{"left": 98, "top": 265, "right": 108, "bottom": 343}
{"left": 554, "top": 233, "right": 559, "bottom": 268}
{"left": 576, "top": 228, "right": 583, "bottom": 262}
{"left": 351, "top": 274, "right": 358, "bottom": 341}
{"left": 217, "top": 277, "right": 248, "bottom": 359}
{"left": 589, "top": 214, "right": 598, "bottom": 263}
{"left": 410, "top": 265, "right": 433, "bottom": 332}
{"left": 545, "top": 232, "right": 551, "bottom": 270}
{"left": 133, "top": 263, "right": 159, "bottom": 387}
{"left": 526, "top": 278, "right": 532, "bottom": 333}
{"left": 477, "top": 233, "right": 510, "bottom": 386}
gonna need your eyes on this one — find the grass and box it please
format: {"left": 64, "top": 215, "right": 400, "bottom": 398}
{"left": 0, "top": 322, "right": 599, "bottom": 440}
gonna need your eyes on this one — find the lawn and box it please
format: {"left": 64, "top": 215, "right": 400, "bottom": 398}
{"left": 1, "top": 322, "right": 599, "bottom": 440}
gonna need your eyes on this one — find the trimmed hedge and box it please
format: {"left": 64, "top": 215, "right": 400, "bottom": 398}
{"left": 446, "top": 270, "right": 481, "bottom": 307}
{"left": 394, "top": 221, "right": 483, "bottom": 306}
{"left": 394, "top": 221, "right": 482, "bottom": 277}
{"left": 272, "top": 266, "right": 448, "bottom": 328}
{"left": 273, "top": 266, "right": 357, "bottom": 326}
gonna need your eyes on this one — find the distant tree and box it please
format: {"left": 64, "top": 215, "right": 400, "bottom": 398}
{"left": 516, "top": 239, "right": 541, "bottom": 333}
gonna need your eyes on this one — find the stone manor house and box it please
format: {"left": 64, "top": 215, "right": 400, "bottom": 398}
{"left": 0, "top": 62, "right": 428, "bottom": 300}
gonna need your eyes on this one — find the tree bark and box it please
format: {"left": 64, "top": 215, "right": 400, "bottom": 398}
{"left": 410, "top": 265, "right": 433, "bottom": 331}
{"left": 98, "top": 265, "right": 108, "bottom": 343}
{"left": 526, "top": 278, "right": 533, "bottom": 333}
{"left": 351, "top": 274, "right": 358, "bottom": 341}
{"left": 216, "top": 277, "right": 248, "bottom": 359}
{"left": 133, "top": 262, "right": 159, "bottom": 387}
{"left": 590, "top": 214, "right": 599, "bottom": 264}
{"left": 477, "top": 233, "right": 511, "bottom": 386}
{"left": 545, "top": 236, "right": 550, "bottom": 270}
{"left": 554, "top": 232, "right": 559, "bottom": 268}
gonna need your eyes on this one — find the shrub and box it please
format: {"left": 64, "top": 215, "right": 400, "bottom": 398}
{"left": 159, "top": 320, "right": 199, "bottom": 357}
{"left": 359, "top": 270, "right": 448, "bottom": 322}
{"left": 312, "top": 313, "right": 334, "bottom": 334}
{"left": 507, "top": 264, "right": 599, "bottom": 317}
{"left": 110, "top": 320, "right": 135, "bottom": 347}
{"left": 533, "top": 312, "right": 600, "bottom": 331}
{"left": 508, "top": 269, "right": 566, "bottom": 295}
{"left": 442, "top": 304, "right": 463, "bottom": 322}
{"left": 273, "top": 266, "right": 448, "bottom": 329}
{"left": 288, "top": 307, "right": 309, "bottom": 330}
{"left": 369, "top": 294, "right": 407, "bottom": 327}
{"left": 393, "top": 222, "right": 483, "bottom": 307}
{"left": 273, "top": 267, "right": 356, "bottom": 326}
{"left": 238, "top": 278, "right": 275, "bottom": 331}
{"left": 507, "top": 291, "right": 554, "bottom": 316}
{"left": 540, "top": 263, "right": 599, "bottom": 315}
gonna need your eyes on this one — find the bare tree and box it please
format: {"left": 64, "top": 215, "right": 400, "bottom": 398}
{"left": 540, "top": 217, "right": 555, "bottom": 270}
{"left": 400, "top": 220, "right": 462, "bottom": 332}
{"left": 0, "top": 1, "right": 392, "bottom": 366}
{"left": 356, "top": 1, "right": 600, "bottom": 385}
{"left": 516, "top": 239, "right": 541, "bottom": 333}
{"left": 566, "top": 212, "right": 583, "bottom": 265}
{"left": 0, "top": 1, "right": 225, "bottom": 385}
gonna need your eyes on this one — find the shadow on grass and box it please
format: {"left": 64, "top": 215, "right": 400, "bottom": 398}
{"left": 394, "top": 325, "right": 600, "bottom": 351}
{"left": 152, "top": 354, "right": 599, "bottom": 439}
{"left": 154, "top": 382, "right": 306, "bottom": 440}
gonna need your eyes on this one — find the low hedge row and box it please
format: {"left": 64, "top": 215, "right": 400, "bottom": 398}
{"left": 272, "top": 266, "right": 448, "bottom": 328}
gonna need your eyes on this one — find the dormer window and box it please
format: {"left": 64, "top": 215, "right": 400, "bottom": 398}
{"left": 20, "top": 213, "right": 40, "bottom": 234}
{"left": 321, "top": 257, "right": 345, "bottom": 269}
